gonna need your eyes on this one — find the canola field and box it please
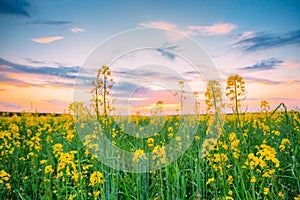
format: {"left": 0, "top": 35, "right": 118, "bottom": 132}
{"left": 0, "top": 105, "right": 299, "bottom": 199}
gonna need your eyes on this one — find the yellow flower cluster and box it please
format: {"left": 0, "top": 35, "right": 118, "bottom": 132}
{"left": 204, "top": 80, "right": 223, "bottom": 114}
{"left": 147, "top": 137, "right": 154, "bottom": 147}
{"left": 45, "top": 165, "right": 54, "bottom": 174}
{"left": 89, "top": 171, "right": 105, "bottom": 187}
{"left": 0, "top": 170, "right": 10, "bottom": 183}
{"left": 0, "top": 169, "right": 11, "bottom": 190}
{"left": 133, "top": 149, "right": 146, "bottom": 162}
{"left": 244, "top": 144, "right": 280, "bottom": 170}
{"left": 226, "top": 74, "right": 246, "bottom": 102}
{"left": 206, "top": 177, "right": 214, "bottom": 185}
{"left": 167, "top": 126, "right": 174, "bottom": 138}
{"left": 228, "top": 132, "right": 240, "bottom": 158}
{"left": 279, "top": 138, "right": 291, "bottom": 152}
{"left": 152, "top": 145, "right": 167, "bottom": 165}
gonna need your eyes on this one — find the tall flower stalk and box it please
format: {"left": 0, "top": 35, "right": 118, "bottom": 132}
{"left": 90, "top": 65, "right": 114, "bottom": 123}
{"left": 226, "top": 74, "right": 246, "bottom": 128}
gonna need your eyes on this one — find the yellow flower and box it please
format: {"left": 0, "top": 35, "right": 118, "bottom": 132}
{"left": 229, "top": 132, "right": 236, "bottom": 141}
{"left": 152, "top": 145, "right": 167, "bottom": 165}
{"left": 272, "top": 130, "right": 280, "bottom": 136}
{"left": 82, "top": 164, "right": 93, "bottom": 171}
{"left": 89, "top": 171, "right": 105, "bottom": 187}
{"left": 250, "top": 176, "right": 256, "bottom": 183}
{"left": 226, "top": 74, "right": 246, "bottom": 102}
{"left": 147, "top": 138, "right": 154, "bottom": 147}
{"left": 168, "top": 133, "right": 174, "bottom": 138}
{"left": 262, "top": 172, "right": 269, "bottom": 178}
{"left": 204, "top": 80, "right": 223, "bottom": 113}
{"left": 278, "top": 191, "right": 284, "bottom": 198}
{"left": 227, "top": 175, "right": 233, "bottom": 184}
{"left": 154, "top": 132, "right": 160, "bottom": 137}
{"left": 53, "top": 143, "right": 63, "bottom": 154}
{"left": 40, "top": 160, "right": 47, "bottom": 165}
{"left": 68, "top": 193, "right": 77, "bottom": 200}
{"left": 219, "top": 141, "right": 228, "bottom": 150}
{"left": 45, "top": 165, "right": 54, "bottom": 174}
{"left": 93, "top": 190, "right": 101, "bottom": 197}
{"left": 0, "top": 170, "right": 10, "bottom": 182}
{"left": 263, "top": 187, "right": 269, "bottom": 195}
{"left": 70, "top": 150, "right": 77, "bottom": 154}
{"left": 279, "top": 138, "right": 291, "bottom": 152}
{"left": 206, "top": 177, "right": 214, "bottom": 185}
{"left": 175, "top": 136, "right": 181, "bottom": 142}
{"left": 6, "top": 183, "right": 11, "bottom": 190}
{"left": 294, "top": 194, "right": 300, "bottom": 200}
{"left": 133, "top": 149, "right": 146, "bottom": 162}
{"left": 231, "top": 139, "right": 240, "bottom": 149}
{"left": 84, "top": 149, "right": 90, "bottom": 155}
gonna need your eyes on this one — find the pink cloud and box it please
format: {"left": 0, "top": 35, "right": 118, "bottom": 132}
{"left": 70, "top": 27, "right": 85, "bottom": 33}
{"left": 32, "top": 36, "right": 64, "bottom": 43}
{"left": 138, "top": 21, "right": 237, "bottom": 36}
{"left": 187, "top": 23, "right": 237, "bottom": 36}
{"left": 237, "top": 31, "right": 255, "bottom": 40}
{"left": 282, "top": 61, "right": 298, "bottom": 68}
{"left": 139, "top": 21, "right": 177, "bottom": 30}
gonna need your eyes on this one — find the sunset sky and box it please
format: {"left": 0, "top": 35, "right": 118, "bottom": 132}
{"left": 0, "top": 0, "right": 299, "bottom": 114}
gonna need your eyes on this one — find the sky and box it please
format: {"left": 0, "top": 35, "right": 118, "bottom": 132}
{"left": 0, "top": 0, "right": 300, "bottom": 114}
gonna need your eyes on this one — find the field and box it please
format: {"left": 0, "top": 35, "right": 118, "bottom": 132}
{"left": 0, "top": 104, "right": 299, "bottom": 199}
{"left": 1, "top": 73, "right": 300, "bottom": 200}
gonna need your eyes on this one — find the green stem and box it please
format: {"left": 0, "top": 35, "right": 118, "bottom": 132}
{"left": 234, "top": 80, "right": 240, "bottom": 128}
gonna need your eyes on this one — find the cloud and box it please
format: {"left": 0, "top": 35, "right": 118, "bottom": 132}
{"left": 0, "top": 73, "right": 33, "bottom": 87}
{"left": 113, "top": 81, "right": 179, "bottom": 109}
{"left": 187, "top": 23, "right": 237, "bottom": 36}
{"left": 156, "top": 44, "right": 179, "bottom": 60}
{"left": 282, "top": 61, "right": 298, "bottom": 68}
{"left": 114, "top": 81, "right": 149, "bottom": 94}
{"left": 234, "top": 29, "right": 300, "bottom": 52}
{"left": 0, "top": 57, "right": 83, "bottom": 88}
{"left": 25, "top": 20, "right": 72, "bottom": 25}
{"left": 240, "top": 58, "right": 284, "bottom": 71}
{"left": 236, "top": 31, "right": 255, "bottom": 41}
{"left": 247, "top": 97, "right": 298, "bottom": 101}
{"left": 139, "top": 21, "right": 237, "bottom": 36}
{"left": 156, "top": 48, "right": 176, "bottom": 60}
{"left": 114, "top": 66, "right": 183, "bottom": 84}
{"left": 0, "top": 57, "right": 79, "bottom": 78}
{"left": 70, "top": 27, "right": 85, "bottom": 33}
{"left": 32, "top": 36, "right": 64, "bottom": 44}
{"left": 244, "top": 76, "right": 283, "bottom": 85}
{"left": 0, "top": 0, "right": 30, "bottom": 17}
{"left": 22, "top": 57, "right": 46, "bottom": 65}
{"left": 139, "top": 21, "right": 177, "bottom": 30}
{"left": 43, "top": 99, "right": 70, "bottom": 106}
{"left": 0, "top": 101, "right": 28, "bottom": 110}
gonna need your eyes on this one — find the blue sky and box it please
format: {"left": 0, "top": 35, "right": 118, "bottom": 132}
{"left": 0, "top": 0, "right": 299, "bottom": 113}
